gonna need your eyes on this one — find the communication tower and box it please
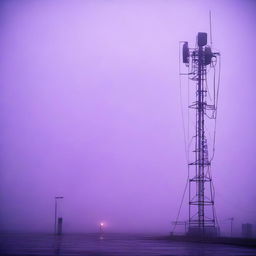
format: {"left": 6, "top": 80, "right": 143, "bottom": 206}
{"left": 180, "top": 32, "right": 220, "bottom": 236}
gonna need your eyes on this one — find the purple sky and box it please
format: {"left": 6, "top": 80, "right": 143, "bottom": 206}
{"left": 0, "top": 0, "right": 256, "bottom": 235}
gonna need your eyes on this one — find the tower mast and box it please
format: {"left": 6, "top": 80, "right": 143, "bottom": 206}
{"left": 196, "top": 40, "right": 206, "bottom": 229}
{"left": 181, "top": 32, "right": 220, "bottom": 236}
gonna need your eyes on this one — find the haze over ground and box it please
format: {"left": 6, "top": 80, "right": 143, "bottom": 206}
{"left": 0, "top": 0, "right": 256, "bottom": 236}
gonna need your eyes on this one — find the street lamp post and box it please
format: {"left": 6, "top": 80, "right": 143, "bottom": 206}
{"left": 100, "top": 222, "right": 104, "bottom": 233}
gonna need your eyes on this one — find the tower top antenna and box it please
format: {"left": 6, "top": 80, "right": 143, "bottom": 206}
{"left": 209, "top": 10, "right": 213, "bottom": 47}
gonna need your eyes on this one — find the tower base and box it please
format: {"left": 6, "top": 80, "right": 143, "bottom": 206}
{"left": 187, "top": 226, "right": 219, "bottom": 238}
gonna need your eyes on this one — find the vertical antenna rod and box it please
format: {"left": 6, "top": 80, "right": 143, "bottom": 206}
{"left": 209, "top": 11, "right": 213, "bottom": 47}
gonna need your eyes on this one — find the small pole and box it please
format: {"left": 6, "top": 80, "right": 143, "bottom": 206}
{"left": 54, "top": 198, "right": 57, "bottom": 234}
{"left": 54, "top": 196, "right": 64, "bottom": 235}
{"left": 230, "top": 217, "right": 234, "bottom": 237}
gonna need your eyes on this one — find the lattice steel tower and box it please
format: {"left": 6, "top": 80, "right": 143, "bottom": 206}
{"left": 181, "top": 32, "right": 220, "bottom": 236}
